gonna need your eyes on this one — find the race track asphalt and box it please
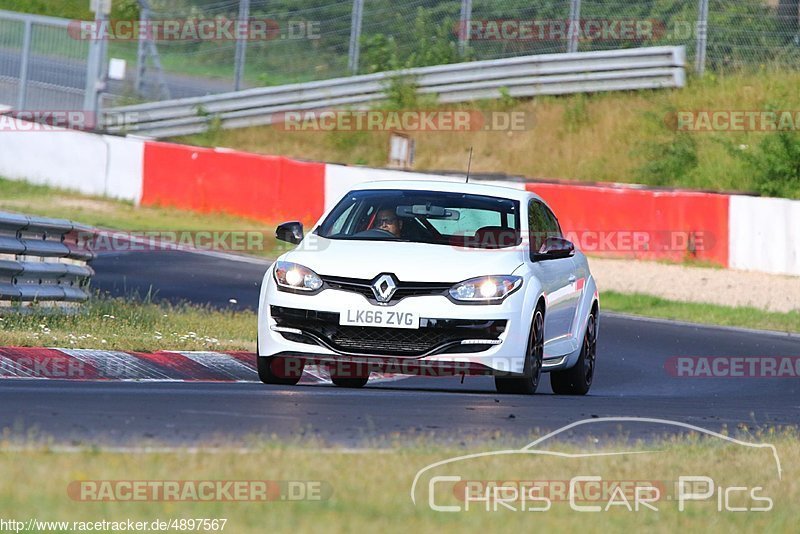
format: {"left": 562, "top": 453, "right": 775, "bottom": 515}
{"left": 0, "top": 247, "right": 796, "bottom": 445}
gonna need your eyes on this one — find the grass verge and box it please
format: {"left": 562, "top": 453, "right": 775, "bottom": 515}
{"left": 2, "top": 290, "right": 796, "bottom": 353}
{"left": 181, "top": 70, "right": 800, "bottom": 199}
{"left": 0, "top": 295, "right": 255, "bottom": 352}
{"left": 0, "top": 431, "right": 796, "bottom": 532}
{"left": 602, "top": 291, "right": 800, "bottom": 334}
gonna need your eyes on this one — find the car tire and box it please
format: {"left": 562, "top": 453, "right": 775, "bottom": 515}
{"left": 256, "top": 347, "right": 304, "bottom": 386}
{"left": 495, "top": 306, "right": 544, "bottom": 395}
{"left": 331, "top": 375, "right": 369, "bottom": 388}
{"left": 550, "top": 311, "right": 597, "bottom": 395}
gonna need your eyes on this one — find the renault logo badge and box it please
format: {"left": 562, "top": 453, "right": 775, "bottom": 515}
{"left": 372, "top": 274, "right": 397, "bottom": 303}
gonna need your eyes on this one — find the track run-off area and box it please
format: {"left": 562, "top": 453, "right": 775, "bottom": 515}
{"left": 0, "top": 247, "right": 796, "bottom": 444}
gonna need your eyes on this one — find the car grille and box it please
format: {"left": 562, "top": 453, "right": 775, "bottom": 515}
{"left": 320, "top": 275, "right": 451, "bottom": 305}
{"left": 271, "top": 306, "right": 506, "bottom": 357}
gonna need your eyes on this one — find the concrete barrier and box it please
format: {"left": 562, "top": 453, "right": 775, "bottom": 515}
{"left": 0, "top": 115, "right": 144, "bottom": 202}
{"left": 729, "top": 195, "right": 800, "bottom": 276}
{"left": 3, "top": 114, "right": 800, "bottom": 277}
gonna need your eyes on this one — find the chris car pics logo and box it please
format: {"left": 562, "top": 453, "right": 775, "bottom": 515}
{"left": 411, "top": 417, "right": 780, "bottom": 513}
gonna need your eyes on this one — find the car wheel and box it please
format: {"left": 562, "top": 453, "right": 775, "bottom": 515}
{"left": 550, "top": 312, "right": 597, "bottom": 395}
{"left": 495, "top": 306, "right": 544, "bottom": 395}
{"left": 331, "top": 375, "right": 369, "bottom": 388}
{"left": 256, "top": 347, "right": 304, "bottom": 386}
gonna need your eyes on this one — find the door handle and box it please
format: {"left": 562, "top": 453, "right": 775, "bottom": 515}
{"left": 568, "top": 275, "right": 577, "bottom": 283}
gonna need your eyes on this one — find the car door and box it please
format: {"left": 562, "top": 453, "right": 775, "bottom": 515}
{"left": 544, "top": 205, "right": 583, "bottom": 337}
{"left": 528, "top": 200, "right": 578, "bottom": 342}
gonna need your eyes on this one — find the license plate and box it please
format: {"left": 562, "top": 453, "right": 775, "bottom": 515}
{"left": 340, "top": 308, "right": 419, "bottom": 329}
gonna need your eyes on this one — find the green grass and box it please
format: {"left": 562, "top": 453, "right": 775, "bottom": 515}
{"left": 0, "top": 0, "right": 95, "bottom": 20}
{"left": 0, "top": 177, "right": 285, "bottom": 258}
{"left": 182, "top": 70, "right": 800, "bottom": 199}
{"left": 0, "top": 431, "right": 797, "bottom": 532}
{"left": 0, "top": 294, "right": 255, "bottom": 352}
{"left": 2, "top": 289, "right": 796, "bottom": 353}
{"left": 603, "top": 291, "right": 800, "bottom": 334}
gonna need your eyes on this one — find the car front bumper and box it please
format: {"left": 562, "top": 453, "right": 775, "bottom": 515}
{"left": 257, "top": 270, "right": 536, "bottom": 375}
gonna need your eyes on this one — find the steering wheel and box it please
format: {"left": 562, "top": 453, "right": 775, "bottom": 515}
{"left": 371, "top": 228, "right": 396, "bottom": 237}
{"left": 354, "top": 228, "right": 397, "bottom": 238}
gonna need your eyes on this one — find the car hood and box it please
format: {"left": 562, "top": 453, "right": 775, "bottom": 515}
{"left": 283, "top": 236, "right": 524, "bottom": 283}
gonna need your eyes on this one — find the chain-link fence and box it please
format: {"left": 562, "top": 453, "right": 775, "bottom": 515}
{"left": 1, "top": 0, "right": 798, "bottom": 112}
{"left": 0, "top": 10, "right": 90, "bottom": 112}
{"left": 130, "top": 0, "right": 800, "bottom": 98}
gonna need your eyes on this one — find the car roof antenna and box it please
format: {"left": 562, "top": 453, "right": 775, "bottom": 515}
{"left": 465, "top": 147, "right": 473, "bottom": 184}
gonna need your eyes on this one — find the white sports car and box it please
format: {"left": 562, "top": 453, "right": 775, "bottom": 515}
{"left": 257, "top": 180, "right": 599, "bottom": 395}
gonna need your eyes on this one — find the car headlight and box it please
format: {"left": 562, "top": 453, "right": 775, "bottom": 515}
{"left": 449, "top": 275, "right": 522, "bottom": 304}
{"left": 274, "top": 261, "right": 323, "bottom": 293}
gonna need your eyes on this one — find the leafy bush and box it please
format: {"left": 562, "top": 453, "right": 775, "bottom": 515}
{"left": 636, "top": 133, "right": 699, "bottom": 186}
{"left": 360, "top": 7, "right": 462, "bottom": 74}
{"left": 360, "top": 34, "right": 401, "bottom": 74}
{"left": 728, "top": 130, "right": 800, "bottom": 198}
{"left": 383, "top": 75, "right": 420, "bottom": 110}
{"left": 634, "top": 109, "right": 699, "bottom": 186}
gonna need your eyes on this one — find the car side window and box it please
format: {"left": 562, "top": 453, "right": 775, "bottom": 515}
{"left": 528, "top": 200, "right": 561, "bottom": 255}
{"left": 542, "top": 205, "right": 562, "bottom": 238}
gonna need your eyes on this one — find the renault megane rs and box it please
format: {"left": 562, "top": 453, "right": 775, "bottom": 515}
{"left": 257, "top": 180, "right": 599, "bottom": 395}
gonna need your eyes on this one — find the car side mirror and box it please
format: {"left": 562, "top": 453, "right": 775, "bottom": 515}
{"left": 534, "top": 236, "right": 575, "bottom": 260}
{"left": 276, "top": 221, "right": 304, "bottom": 244}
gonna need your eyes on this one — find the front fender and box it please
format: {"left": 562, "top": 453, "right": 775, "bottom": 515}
{"left": 512, "top": 263, "right": 545, "bottom": 348}
{"left": 257, "top": 262, "right": 277, "bottom": 357}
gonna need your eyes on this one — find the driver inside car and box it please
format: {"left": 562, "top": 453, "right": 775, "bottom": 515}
{"left": 373, "top": 208, "right": 403, "bottom": 237}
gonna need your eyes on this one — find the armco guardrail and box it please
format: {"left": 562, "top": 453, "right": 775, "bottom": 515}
{"left": 104, "top": 46, "right": 686, "bottom": 138}
{"left": 0, "top": 212, "right": 95, "bottom": 304}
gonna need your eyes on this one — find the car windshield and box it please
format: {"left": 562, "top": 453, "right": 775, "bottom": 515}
{"left": 317, "top": 189, "right": 521, "bottom": 248}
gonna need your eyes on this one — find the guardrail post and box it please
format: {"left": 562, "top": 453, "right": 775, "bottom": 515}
{"left": 84, "top": 17, "right": 107, "bottom": 129}
{"left": 695, "top": 0, "right": 709, "bottom": 75}
{"left": 234, "top": 0, "right": 251, "bottom": 91}
{"left": 16, "top": 18, "right": 32, "bottom": 110}
{"left": 347, "top": 0, "right": 364, "bottom": 75}
{"left": 458, "top": 0, "right": 473, "bottom": 56}
{"left": 136, "top": 2, "right": 149, "bottom": 95}
{"left": 135, "top": 0, "right": 171, "bottom": 101}
{"left": 567, "top": 0, "right": 581, "bottom": 53}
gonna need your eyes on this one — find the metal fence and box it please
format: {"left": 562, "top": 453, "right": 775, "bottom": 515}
{"left": 0, "top": 1, "right": 798, "bottom": 114}
{"left": 0, "top": 10, "right": 91, "bottom": 112}
{"left": 127, "top": 0, "right": 799, "bottom": 97}
{"left": 104, "top": 46, "right": 685, "bottom": 138}
{"left": 0, "top": 212, "right": 95, "bottom": 306}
